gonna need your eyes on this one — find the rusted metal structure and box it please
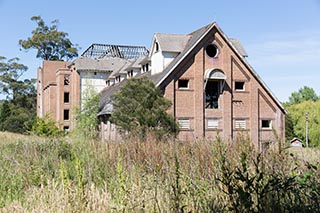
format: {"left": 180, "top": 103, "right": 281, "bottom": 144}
{"left": 81, "top": 43, "right": 149, "bottom": 60}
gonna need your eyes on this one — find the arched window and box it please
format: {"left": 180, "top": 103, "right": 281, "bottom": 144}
{"left": 204, "top": 69, "right": 226, "bottom": 109}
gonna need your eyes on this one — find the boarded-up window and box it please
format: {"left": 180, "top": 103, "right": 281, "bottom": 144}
{"left": 208, "top": 119, "right": 219, "bottom": 129}
{"left": 235, "top": 119, "right": 246, "bottom": 129}
{"left": 178, "top": 119, "right": 190, "bottom": 129}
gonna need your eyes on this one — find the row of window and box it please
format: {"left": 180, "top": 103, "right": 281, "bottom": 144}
{"left": 177, "top": 119, "right": 272, "bottom": 130}
{"left": 177, "top": 79, "right": 245, "bottom": 91}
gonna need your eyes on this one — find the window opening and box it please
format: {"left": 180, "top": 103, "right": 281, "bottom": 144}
{"left": 155, "top": 42, "right": 159, "bottom": 52}
{"left": 128, "top": 70, "right": 133, "bottom": 78}
{"left": 235, "top": 82, "right": 245, "bottom": 91}
{"left": 178, "top": 79, "right": 189, "bottom": 89}
{"left": 205, "top": 81, "right": 220, "bottom": 109}
{"left": 205, "top": 44, "right": 218, "bottom": 58}
{"left": 64, "top": 75, "right": 70, "bottom": 85}
{"left": 64, "top": 92, "right": 70, "bottom": 103}
{"left": 64, "top": 109, "right": 69, "bottom": 121}
{"left": 63, "top": 126, "right": 70, "bottom": 133}
{"left": 262, "top": 120, "right": 272, "bottom": 129}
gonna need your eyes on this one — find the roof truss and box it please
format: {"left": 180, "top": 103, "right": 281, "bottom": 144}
{"left": 81, "top": 43, "right": 149, "bottom": 60}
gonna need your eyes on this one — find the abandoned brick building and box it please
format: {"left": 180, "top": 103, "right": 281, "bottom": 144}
{"left": 37, "top": 22, "right": 286, "bottom": 148}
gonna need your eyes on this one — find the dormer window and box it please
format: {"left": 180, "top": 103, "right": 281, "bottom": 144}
{"left": 116, "top": 76, "right": 121, "bottom": 83}
{"left": 128, "top": 70, "right": 133, "bottom": 78}
{"left": 155, "top": 42, "right": 159, "bottom": 52}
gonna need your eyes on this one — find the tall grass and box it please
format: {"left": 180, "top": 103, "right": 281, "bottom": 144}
{"left": 0, "top": 131, "right": 319, "bottom": 212}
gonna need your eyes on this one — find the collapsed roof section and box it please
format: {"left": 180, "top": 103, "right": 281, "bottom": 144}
{"left": 81, "top": 43, "right": 149, "bottom": 60}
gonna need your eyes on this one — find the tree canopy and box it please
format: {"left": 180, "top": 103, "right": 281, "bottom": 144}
{"left": 284, "top": 86, "right": 320, "bottom": 147}
{"left": 0, "top": 56, "right": 36, "bottom": 133}
{"left": 19, "top": 16, "right": 78, "bottom": 61}
{"left": 110, "top": 77, "right": 178, "bottom": 140}
{"left": 287, "top": 86, "right": 318, "bottom": 105}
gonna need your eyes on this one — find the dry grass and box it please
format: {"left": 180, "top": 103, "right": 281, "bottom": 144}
{"left": 0, "top": 131, "right": 319, "bottom": 212}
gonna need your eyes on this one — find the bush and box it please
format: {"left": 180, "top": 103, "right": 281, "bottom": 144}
{"left": 30, "top": 114, "right": 64, "bottom": 137}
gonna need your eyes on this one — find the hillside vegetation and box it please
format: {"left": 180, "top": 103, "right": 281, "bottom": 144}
{"left": 0, "top": 131, "right": 319, "bottom": 212}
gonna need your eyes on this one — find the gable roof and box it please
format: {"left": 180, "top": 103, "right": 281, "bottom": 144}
{"left": 152, "top": 22, "right": 286, "bottom": 114}
{"left": 152, "top": 33, "right": 191, "bottom": 53}
{"left": 151, "top": 22, "right": 215, "bottom": 86}
{"left": 98, "top": 22, "right": 286, "bottom": 116}
{"left": 229, "top": 38, "right": 248, "bottom": 57}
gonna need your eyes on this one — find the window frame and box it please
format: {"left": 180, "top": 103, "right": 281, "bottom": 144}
{"left": 178, "top": 79, "right": 189, "bottom": 90}
{"left": 261, "top": 119, "right": 272, "bottom": 129}
{"left": 235, "top": 81, "right": 245, "bottom": 91}
{"left": 63, "top": 109, "right": 70, "bottom": 121}
{"left": 205, "top": 44, "right": 219, "bottom": 58}
{"left": 64, "top": 92, "right": 70, "bottom": 104}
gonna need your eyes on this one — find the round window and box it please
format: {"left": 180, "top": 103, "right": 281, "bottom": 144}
{"left": 205, "top": 44, "right": 218, "bottom": 58}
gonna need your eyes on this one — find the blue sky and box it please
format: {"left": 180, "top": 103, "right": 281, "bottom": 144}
{"left": 1, "top": 0, "right": 319, "bottom": 102}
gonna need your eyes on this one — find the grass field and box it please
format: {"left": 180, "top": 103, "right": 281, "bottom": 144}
{"left": 0, "top": 131, "right": 319, "bottom": 212}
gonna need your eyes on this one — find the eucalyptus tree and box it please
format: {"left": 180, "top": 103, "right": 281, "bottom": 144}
{"left": 19, "top": 16, "right": 78, "bottom": 61}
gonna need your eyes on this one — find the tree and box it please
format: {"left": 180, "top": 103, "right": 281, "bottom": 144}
{"left": 286, "top": 100, "right": 320, "bottom": 147}
{"left": 74, "top": 87, "right": 100, "bottom": 139}
{"left": 19, "top": 16, "right": 78, "bottom": 61}
{"left": 110, "top": 77, "right": 178, "bottom": 140}
{"left": 288, "top": 86, "right": 318, "bottom": 105}
{"left": 0, "top": 56, "right": 36, "bottom": 133}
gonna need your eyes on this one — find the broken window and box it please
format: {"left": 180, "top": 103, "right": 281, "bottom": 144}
{"left": 64, "top": 75, "right": 70, "bottom": 86}
{"left": 205, "top": 81, "right": 220, "bottom": 109}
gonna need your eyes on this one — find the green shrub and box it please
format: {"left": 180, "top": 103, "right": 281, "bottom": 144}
{"left": 30, "top": 114, "right": 64, "bottom": 137}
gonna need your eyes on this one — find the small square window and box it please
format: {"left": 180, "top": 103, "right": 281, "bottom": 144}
{"left": 178, "top": 79, "right": 189, "bottom": 89}
{"left": 178, "top": 119, "right": 190, "bottom": 129}
{"left": 64, "top": 92, "right": 70, "bottom": 103}
{"left": 64, "top": 109, "right": 69, "bottom": 121}
{"left": 235, "top": 82, "right": 245, "bottom": 91}
{"left": 262, "top": 120, "right": 272, "bottom": 129}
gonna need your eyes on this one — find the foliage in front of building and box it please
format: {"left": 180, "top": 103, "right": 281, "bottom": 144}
{"left": 110, "top": 77, "right": 179, "bottom": 140}
{"left": 73, "top": 87, "right": 100, "bottom": 139}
